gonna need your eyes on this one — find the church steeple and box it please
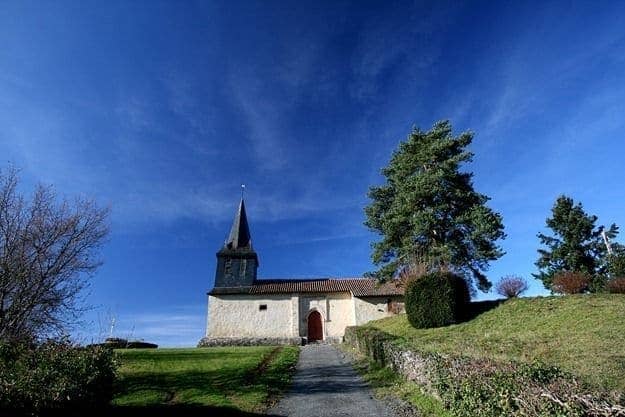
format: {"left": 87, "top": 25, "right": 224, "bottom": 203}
{"left": 225, "top": 199, "right": 252, "bottom": 250}
{"left": 213, "top": 197, "right": 259, "bottom": 288}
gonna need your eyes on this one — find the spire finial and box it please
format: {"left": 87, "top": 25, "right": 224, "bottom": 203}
{"left": 225, "top": 191, "right": 252, "bottom": 250}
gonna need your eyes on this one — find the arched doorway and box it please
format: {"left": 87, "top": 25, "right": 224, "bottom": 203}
{"left": 307, "top": 310, "right": 323, "bottom": 342}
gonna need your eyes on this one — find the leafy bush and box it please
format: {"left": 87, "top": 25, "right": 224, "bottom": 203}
{"left": 495, "top": 275, "right": 529, "bottom": 298}
{"left": 551, "top": 271, "right": 589, "bottom": 294}
{"left": 607, "top": 277, "right": 625, "bottom": 294}
{"left": 405, "top": 271, "right": 470, "bottom": 328}
{"left": 0, "top": 338, "right": 117, "bottom": 413}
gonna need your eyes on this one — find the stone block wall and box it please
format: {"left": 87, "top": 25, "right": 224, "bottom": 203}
{"left": 197, "top": 336, "right": 304, "bottom": 347}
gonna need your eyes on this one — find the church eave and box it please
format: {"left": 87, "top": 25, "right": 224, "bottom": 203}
{"left": 208, "top": 286, "right": 253, "bottom": 295}
{"left": 209, "top": 278, "right": 404, "bottom": 297}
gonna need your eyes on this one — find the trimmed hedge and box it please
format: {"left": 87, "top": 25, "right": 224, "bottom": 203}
{"left": 0, "top": 339, "right": 117, "bottom": 413}
{"left": 344, "top": 326, "right": 625, "bottom": 417}
{"left": 405, "top": 271, "right": 470, "bottom": 328}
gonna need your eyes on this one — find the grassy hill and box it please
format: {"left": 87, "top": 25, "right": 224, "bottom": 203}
{"left": 366, "top": 294, "right": 625, "bottom": 391}
{"left": 113, "top": 346, "right": 299, "bottom": 413}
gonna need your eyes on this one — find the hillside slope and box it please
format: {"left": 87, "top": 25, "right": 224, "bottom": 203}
{"left": 367, "top": 294, "right": 625, "bottom": 391}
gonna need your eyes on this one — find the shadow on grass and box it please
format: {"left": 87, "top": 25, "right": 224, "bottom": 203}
{"left": 5, "top": 405, "right": 284, "bottom": 417}
{"left": 461, "top": 299, "right": 505, "bottom": 322}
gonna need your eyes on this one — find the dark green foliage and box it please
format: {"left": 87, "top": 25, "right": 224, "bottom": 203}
{"left": 607, "top": 251, "right": 625, "bottom": 277}
{"left": 405, "top": 271, "right": 470, "bottom": 328}
{"left": 364, "top": 121, "right": 505, "bottom": 292}
{"left": 0, "top": 339, "right": 117, "bottom": 413}
{"left": 535, "top": 195, "right": 619, "bottom": 291}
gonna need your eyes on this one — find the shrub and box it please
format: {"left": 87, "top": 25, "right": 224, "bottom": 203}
{"left": 551, "top": 271, "right": 590, "bottom": 294}
{"left": 607, "top": 277, "right": 625, "bottom": 294}
{"left": 0, "top": 338, "right": 117, "bottom": 413}
{"left": 405, "top": 271, "right": 470, "bottom": 329}
{"left": 495, "top": 275, "right": 529, "bottom": 298}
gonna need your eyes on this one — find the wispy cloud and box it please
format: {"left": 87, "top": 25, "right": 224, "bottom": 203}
{"left": 348, "top": 6, "right": 448, "bottom": 102}
{"left": 228, "top": 72, "right": 290, "bottom": 172}
{"left": 0, "top": 73, "right": 240, "bottom": 227}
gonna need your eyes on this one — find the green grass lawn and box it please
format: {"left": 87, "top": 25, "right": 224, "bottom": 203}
{"left": 367, "top": 294, "right": 625, "bottom": 391}
{"left": 113, "top": 346, "right": 299, "bottom": 413}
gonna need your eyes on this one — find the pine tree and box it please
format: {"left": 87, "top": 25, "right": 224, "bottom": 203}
{"left": 534, "top": 195, "right": 618, "bottom": 291}
{"left": 364, "top": 121, "right": 505, "bottom": 292}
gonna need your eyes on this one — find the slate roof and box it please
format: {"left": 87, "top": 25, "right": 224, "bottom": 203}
{"left": 209, "top": 278, "right": 404, "bottom": 297}
{"left": 225, "top": 199, "right": 252, "bottom": 250}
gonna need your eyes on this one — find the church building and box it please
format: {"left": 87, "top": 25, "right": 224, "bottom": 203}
{"left": 199, "top": 199, "right": 404, "bottom": 346}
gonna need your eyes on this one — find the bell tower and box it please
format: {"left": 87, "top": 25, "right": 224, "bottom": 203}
{"left": 214, "top": 198, "right": 258, "bottom": 288}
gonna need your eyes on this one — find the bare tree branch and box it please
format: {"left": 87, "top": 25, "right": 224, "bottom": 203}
{"left": 0, "top": 167, "right": 109, "bottom": 340}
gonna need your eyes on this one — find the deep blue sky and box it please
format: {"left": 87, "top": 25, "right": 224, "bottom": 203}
{"left": 1, "top": 1, "right": 624, "bottom": 346}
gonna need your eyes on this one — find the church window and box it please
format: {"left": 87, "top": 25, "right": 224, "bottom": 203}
{"left": 259, "top": 304, "right": 267, "bottom": 311}
{"left": 224, "top": 259, "right": 233, "bottom": 278}
{"left": 240, "top": 259, "right": 247, "bottom": 276}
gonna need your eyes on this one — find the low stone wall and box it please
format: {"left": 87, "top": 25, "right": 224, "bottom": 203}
{"left": 344, "top": 326, "right": 625, "bottom": 417}
{"left": 344, "top": 326, "right": 438, "bottom": 392}
{"left": 197, "top": 336, "right": 304, "bottom": 347}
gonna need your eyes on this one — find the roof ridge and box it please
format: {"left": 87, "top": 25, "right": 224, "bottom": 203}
{"left": 255, "top": 276, "right": 368, "bottom": 281}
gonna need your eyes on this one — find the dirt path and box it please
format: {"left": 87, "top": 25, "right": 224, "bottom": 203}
{"left": 268, "top": 344, "right": 397, "bottom": 417}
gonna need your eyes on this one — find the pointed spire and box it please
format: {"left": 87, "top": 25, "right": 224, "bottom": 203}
{"left": 225, "top": 198, "right": 252, "bottom": 250}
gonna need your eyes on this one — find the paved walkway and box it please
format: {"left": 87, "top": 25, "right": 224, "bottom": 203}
{"left": 268, "top": 344, "right": 397, "bottom": 417}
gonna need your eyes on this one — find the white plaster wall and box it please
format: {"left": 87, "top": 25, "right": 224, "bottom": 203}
{"left": 354, "top": 296, "right": 404, "bottom": 325}
{"left": 290, "top": 295, "right": 299, "bottom": 337}
{"left": 205, "top": 292, "right": 404, "bottom": 340}
{"left": 298, "top": 292, "right": 355, "bottom": 338}
{"left": 206, "top": 294, "right": 295, "bottom": 338}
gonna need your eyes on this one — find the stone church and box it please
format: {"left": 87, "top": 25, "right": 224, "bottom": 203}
{"left": 199, "top": 199, "right": 404, "bottom": 346}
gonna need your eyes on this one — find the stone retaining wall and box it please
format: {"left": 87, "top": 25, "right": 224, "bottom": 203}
{"left": 197, "top": 336, "right": 304, "bottom": 347}
{"left": 344, "top": 326, "right": 438, "bottom": 391}
{"left": 343, "top": 326, "right": 625, "bottom": 417}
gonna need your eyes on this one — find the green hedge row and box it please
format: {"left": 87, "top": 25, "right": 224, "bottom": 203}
{"left": 0, "top": 339, "right": 117, "bottom": 414}
{"left": 344, "top": 326, "right": 624, "bottom": 417}
{"left": 405, "top": 271, "right": 470, "bottom": 328}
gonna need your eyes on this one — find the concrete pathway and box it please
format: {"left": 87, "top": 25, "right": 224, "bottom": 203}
{"left": 268, "top": 344, "right": 397, "bottom": 417}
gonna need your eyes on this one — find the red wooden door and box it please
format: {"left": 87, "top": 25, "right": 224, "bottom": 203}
{"left": 307, "top": 311, "right": 323, "bottom": 341}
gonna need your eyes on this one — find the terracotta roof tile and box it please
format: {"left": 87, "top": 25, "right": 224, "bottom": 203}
{"left": 209, "top": 278, "right": 404, "bottom": 296}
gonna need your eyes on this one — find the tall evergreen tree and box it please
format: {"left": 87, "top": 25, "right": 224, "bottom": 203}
{"left": 364, "top": 121, "right": 505, "bottom": 292}
{"left": 534, "top": 195, "right": 618, "bottom": 290}
{"left": 606, "top": 250, "right": 625, "bottom": 277}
